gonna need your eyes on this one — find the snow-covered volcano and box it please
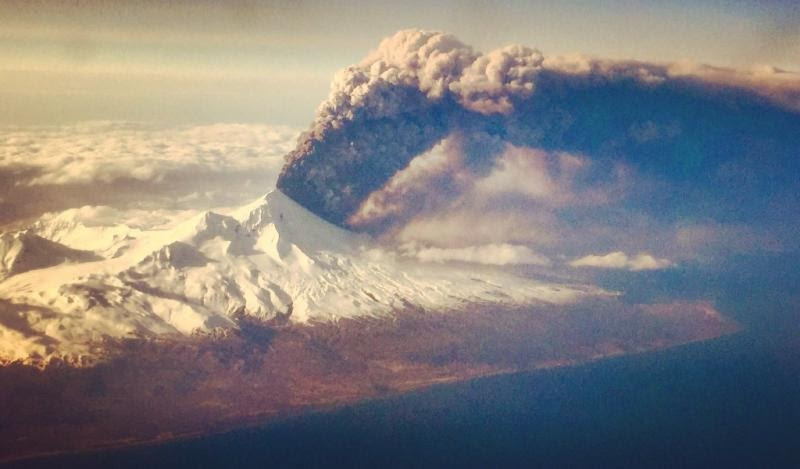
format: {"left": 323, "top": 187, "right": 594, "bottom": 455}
{"left": 0, "top": 190, "right": 604, "bottom": 365}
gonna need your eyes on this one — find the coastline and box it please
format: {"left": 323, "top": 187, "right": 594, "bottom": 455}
{"left": 2, "top": 317, "right": 740, "bottom": 466}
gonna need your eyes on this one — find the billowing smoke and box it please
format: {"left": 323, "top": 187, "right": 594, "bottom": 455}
{"left": 277, "top": 30, "right": 553, "bottom": 226}
{"left": 277, "top": 29, "right": 800, "bottom": 251}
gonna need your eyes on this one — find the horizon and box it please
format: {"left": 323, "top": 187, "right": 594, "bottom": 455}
{"left": 2, "top": 0, "right": 799, "bottom": 126}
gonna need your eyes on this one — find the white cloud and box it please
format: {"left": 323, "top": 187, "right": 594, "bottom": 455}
{"left": 475, "top": 146, "right": 562, "bottom": 201}
{"left": 626, "top": 253, "right": 674, "bottom": 271}
{"left": 405, "top": 242, "right": 551, "bottom": 266}
{"left": 35, "top": 204, "right": 193, "bottom": 231}
{"left": 569, "top": 251, "right": 673, "bottom": 271}
{"left": 1, "top": 122, "right": 297, "bottom": 186}
{"left": 0, "top": 122, "right": 299, "bottom": 224}
{"left": 396, "top": 208, "right": 561, "bottom": 248}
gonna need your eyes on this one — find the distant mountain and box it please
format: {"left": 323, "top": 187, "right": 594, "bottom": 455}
{"left": 0, "top": 190, "right": 603, "bottom": 366}
{"left": 29, "top": 210, "right": 143, "bottom": 259}
{"left": 0, "top": 231, "right": 100, "bottom": 281}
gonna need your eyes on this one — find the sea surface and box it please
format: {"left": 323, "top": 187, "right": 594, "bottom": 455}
{"left": 10, "top": 253, "right": 800, "bottom": 468}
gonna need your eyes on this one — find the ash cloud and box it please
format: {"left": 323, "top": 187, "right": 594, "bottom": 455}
{"left": 277, "top": 29, "right": 800, "bottom": 258}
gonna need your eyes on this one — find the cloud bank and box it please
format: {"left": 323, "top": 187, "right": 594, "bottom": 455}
{"left": 0, "top": 122, "right": 298, "bottom": 226}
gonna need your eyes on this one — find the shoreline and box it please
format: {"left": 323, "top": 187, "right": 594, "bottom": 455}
{"left": 2, "top": 326, "right": 742, "bottom": 465}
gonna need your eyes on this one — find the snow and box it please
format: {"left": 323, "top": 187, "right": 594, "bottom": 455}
{"left": 0, "top": 231, "right": 99, "bottom": 281}
{"left": 0, "top": 190, "right": 608, "bottom": 365}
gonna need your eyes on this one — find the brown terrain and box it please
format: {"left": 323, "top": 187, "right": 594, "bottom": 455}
{"left": 0, "top": 300, "right": 738, "bottom": 463}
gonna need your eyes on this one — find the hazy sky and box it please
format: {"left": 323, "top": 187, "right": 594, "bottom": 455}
{"left": 1, "top": 0, "right": 798, "bottom": 125}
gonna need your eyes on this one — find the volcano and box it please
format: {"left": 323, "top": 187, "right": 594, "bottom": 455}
{"left": 0, "top": 190, "right": 603, "bottom": 366}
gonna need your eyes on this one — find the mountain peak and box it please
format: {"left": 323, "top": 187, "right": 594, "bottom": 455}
{"left": 0, "top": 191, "right": 605, "bottom": 366}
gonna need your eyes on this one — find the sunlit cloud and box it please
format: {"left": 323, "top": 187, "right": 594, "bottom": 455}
{"left": 403, "top": 242, "right": 551, "bottom": 266}
{"left": 0, "top": 122, "right": 299, "bottom": 225}
{"left": 569, "top": 251, "right": 674, "bottom": 271}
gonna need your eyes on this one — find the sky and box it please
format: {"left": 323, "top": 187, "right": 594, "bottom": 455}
{"left": 1, "top": 0, "right": 798, "bottom": 126}
{"left": 0, "top": 1, "right": 798, "bottom": 268}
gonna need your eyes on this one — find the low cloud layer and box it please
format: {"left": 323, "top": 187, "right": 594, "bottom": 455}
{"left": 0, "top": 122, "right": 298, "bottom": 226}
{"left": 569, "top": 252, "right": 674, "bottom": 271}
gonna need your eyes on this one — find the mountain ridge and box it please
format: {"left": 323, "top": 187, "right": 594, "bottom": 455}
{"left": 0, "top": 190, "right": 604, "bottom": 366}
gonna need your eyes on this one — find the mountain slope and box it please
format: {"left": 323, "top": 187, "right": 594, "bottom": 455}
{"left": 0, "top": 231, "right": 100, "bottom": 281}
{"left": 0, "top": 190, "right": 605, "bottom": 366}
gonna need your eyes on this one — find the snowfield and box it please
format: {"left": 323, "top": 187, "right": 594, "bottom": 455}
{"left": 0, "top": 190, "right": 607, "bottom": 366}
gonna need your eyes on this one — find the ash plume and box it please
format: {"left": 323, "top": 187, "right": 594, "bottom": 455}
{"left": 277, "top": 29, "right": 800, "bottom": 232}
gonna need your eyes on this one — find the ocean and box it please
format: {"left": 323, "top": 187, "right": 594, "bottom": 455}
{"left": 9, "top": 253, "right": 800, "bottom": 468}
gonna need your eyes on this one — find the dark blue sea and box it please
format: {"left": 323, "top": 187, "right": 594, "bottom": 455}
{"left": 9, "top": 253, "right": 800, "bottom": 468}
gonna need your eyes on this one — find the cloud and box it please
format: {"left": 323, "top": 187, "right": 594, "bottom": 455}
{"left": 394, "top": 207, "right": 561, "bottom": 249}
{"left": 354, "top": 138, "right": 644, "bottom": 263}
{"left": 312, "top": 30, "right": 544, "bottom": 126}
{"left": 349, "top": 135, "right": 632, "bottom": 243}
{"left": 35, "top": 204, "right": 192, "bottom": 231}
{"left": 569, "top": 252, "right": 673, "bottom": 271}
{"left": 0, "top": 122, "right": 299, "bottom": 226}
{"left": 277, "top": 28, "right": 800, "bottom": 237}
{"left": 3, "top": 122, "right": 296, "bottom": 186}
{"left": 473, "top": 145, "right": 629, "bottom": 207}
{"left": 474, "top": 146, "right": 569, "bottom": 203}
{"left": 404, "top": 242, "right": 551, "bottom": 266}
{"left": 667, "top": 61, "right": 800, "bottom": 112}
{"left": 6, "top": 29, "right": 798, "bottom": 268}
